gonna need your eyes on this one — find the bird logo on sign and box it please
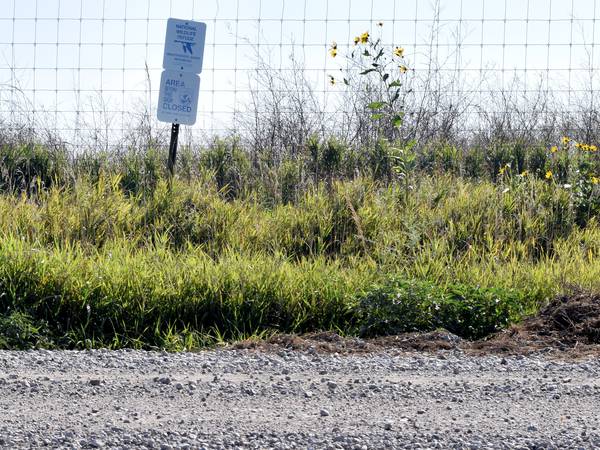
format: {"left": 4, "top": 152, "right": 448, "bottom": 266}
{"left": 180, "top": 94, "right": 192, "bottom": 106}
{"left": 175, "top": 40, "right": 195, "bottom": 55}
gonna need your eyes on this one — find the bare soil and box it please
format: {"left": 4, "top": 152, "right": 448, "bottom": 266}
{"left": 233, "top": 291, "right": 600, "bottom": 358}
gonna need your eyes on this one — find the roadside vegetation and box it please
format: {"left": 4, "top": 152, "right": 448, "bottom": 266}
{"left": 1, "top": 133, "right": 600, "bottom": 350}
{"left": 2, "top": 24, "right": 600, "bottom": 350}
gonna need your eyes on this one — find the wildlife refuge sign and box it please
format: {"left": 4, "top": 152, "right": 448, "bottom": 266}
{"left": 157, "top": 18, "right": 206, "bottom": 176}
{"left": 157, "top": 18, "right": 206, "bottom": 125}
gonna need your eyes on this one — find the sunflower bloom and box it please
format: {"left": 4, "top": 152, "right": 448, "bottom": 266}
{"left": 394, "top": 46, "right": 405, "bottom": 57}
{"left": 550, "top": 145, "right": 558, "bottom": 153}
{"left": 521, "top": 170, "right": 528, "bottom": 177}
{"left": 399, "top": 65, "right": 408, "bottom": 74}
{"left": 590, "top": 145, "right": 598, "bottom": 152}
{"left": 360, "top": 31, "right": 369, "bottom": 43}
{"left": 561, "top": 136, "right": 571, "bottom": 145}
{"left": 545, "top": 170, "right": 553, "bottom": 180}
{"left": 354, "top": 36, "right": 360, "bottom": 45}
{"left": 329, "top": 42, "right": 338, "bottom": 58}
{"left": 592, "top": 176, "right": 599, "bottom": 185}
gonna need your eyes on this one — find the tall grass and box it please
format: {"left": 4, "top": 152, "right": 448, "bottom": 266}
{"left": 0, "top": 138, "right": 599, "bottom": 349}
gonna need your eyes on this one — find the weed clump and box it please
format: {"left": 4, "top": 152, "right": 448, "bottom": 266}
{"left": 0, "top": 311, "right": 54, "bottom": 350}
{"left": 354, "top": 279, "right": 533, "bottom": 340}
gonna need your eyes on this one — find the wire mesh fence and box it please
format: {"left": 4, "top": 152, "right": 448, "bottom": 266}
{"left": 0, "top": 0, "right": 599, "bottom": 150}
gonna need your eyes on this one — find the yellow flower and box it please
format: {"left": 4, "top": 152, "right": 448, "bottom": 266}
{"left": 592, "top": 176, "right": 599, "bottom": 185}
{"left": 354, "top": 36, "right": 360, "bottom": 45}
{"left": 545, "top": 170, "right": 553, "bottom": 180}
{"left": 590, "top": 145, "right": 598, "bottom": 152}
{"left": 498, "top": 164, "right": 509, "bottom": 175}
{"left": 399, "top": 65, "right": 408, "bottom": 74}
{"left": 550, "top": 145, "right": 558, "bottom": 153}
{"left": 329, "top": 42, "right": 338, "bottom": 58}
{"left": 394, "top": 46, "right": 405, "bottom": 57}
{"left": 360, "top": 31, "right": 369, "bottom": 44}
{"left": 521, "top": 170, "right": 528, "bottom": 177}
{"left": 561, "top": 136, "right": 571, "bottom": 145}
{"left": 328, "top": 75, "right": 336, "bottom": 86}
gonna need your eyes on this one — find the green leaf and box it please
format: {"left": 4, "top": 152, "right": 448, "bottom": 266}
{"left": 392, "top": 114, "right": 403, "bottom": 128}
{"left": 371, "top": 113, "right": 384, "bottom": 120}
{"left": 360, "top": 68, "right": 377, "bottom": 75}
{"left": 363, "top": 50, "right": 371, "bottom": 57}
{"left": 367, "top": 101, "right": 386, "bottom": 110}
{"left": 391, "top": 88, "right": 400, "bottom": 103}
{"left": 389, "top": 80, "right": 402, "bottom": 87}
{"left": 383, "top": 73, "right": 389, "bottom": 82}
{"left": 343, "top": 78, "right": 349, "bottom": 86}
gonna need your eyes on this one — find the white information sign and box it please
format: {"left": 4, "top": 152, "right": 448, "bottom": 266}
{"left": 157, "top": 70, "right": 200, "bottom": 125}
{"left": 162, "top": 18, "right": 206, "bottom": 73}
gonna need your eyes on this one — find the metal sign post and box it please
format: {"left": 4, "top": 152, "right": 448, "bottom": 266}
{"left": 158, "top": 18, "right": 206, "bottom": 178}
{"left": 167, "top": 123, "right": 179, "bottom": 177}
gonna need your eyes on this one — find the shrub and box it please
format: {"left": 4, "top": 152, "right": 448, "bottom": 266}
{"left": 119, "top": 147, "right": 164, "bottom": 195}
{"left": 0, "top": 143, "right": 70, "bottom": 193}
{"left": 354, "top": 279, "right": 531, "bottom": 340}
{"left": 525, "top": 144, "right": 548, "bottom": 177}
{"left": 366, "top": 139, "right": 394, "bottom": 181}
{"left": 464, "top": 147, "right": 485, "bottom": 179}
{"left": 200, "top": 138, "right": 250, "bottom": 199}
{"left": 0, "top": 311, "right": 54, "bottom": 350}
{"left": 278, "top": 159, "right": 302, "bottom": 204}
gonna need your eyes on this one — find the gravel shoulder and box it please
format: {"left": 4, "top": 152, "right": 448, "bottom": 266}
{"left": 1, "top": 348, "right": 599, "bottom": 449}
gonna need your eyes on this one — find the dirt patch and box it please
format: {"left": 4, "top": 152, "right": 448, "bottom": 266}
{"left": 470, "top": 290, "right": 600, "bottom": 356}
{"left": 233, "top": 330, "right": 468, "bottom": 355}
{"left": 232, "top": 291, "right": 600, "bottom": 358}
{"left": 233, "top": 332, "right": 377, "bottom": 354}
{"left": 534, "top": 291, "right": 600, "bottom": 344}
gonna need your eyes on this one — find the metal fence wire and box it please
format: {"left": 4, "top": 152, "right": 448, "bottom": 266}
{"left": 0, "top": 0, "right": 599, "bottom": 149}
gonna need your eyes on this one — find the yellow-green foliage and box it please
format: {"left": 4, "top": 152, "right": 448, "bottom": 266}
{"left": 1, "top": 163, "right": 600, "bottom": 348}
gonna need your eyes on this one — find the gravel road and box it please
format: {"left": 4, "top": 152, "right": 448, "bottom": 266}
{"left": 0, "top": 348, "right": 599, "bottom": 449}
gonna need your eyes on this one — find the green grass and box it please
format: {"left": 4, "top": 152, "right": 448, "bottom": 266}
{"left": 1, "top": 139, "right": 600, "bottom": 349}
